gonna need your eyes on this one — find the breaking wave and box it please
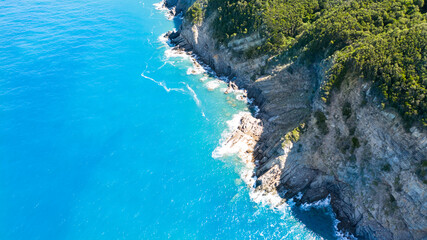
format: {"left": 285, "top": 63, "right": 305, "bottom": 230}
{"left": 212, "top": 112, "right": 250, "bottom": 159}
{"left": 212, "top": 112, "right": 356, "bottom": 240}
{"left": 205, "top": 80, "right": 221, "bottom": 91}
{"left": 153, "top": 0, "right": 174, "bottom": 20}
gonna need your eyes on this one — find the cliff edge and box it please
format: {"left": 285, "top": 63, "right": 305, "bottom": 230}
{"left": 163, "top": 1, "right": 427, "bottom": 239}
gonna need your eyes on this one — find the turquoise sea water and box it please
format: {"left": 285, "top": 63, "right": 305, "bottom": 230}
{"left": 0, "top": 1, "right": 344, "bottom": 239}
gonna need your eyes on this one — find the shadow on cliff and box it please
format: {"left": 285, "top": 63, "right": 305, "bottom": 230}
{"left": 246, "top": 62, "right": 344, "bottom": 239}
{"left": 165, "top": 8, "right": 346, "bottom": 238}
{"left": 251, "top": 118, "right": 340, "bottom": 239}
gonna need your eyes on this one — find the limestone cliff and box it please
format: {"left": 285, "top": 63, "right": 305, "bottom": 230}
{"left": 163, "top": 1, "right": 427, "bottom": 239}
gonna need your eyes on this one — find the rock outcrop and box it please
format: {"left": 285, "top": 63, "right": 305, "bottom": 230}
{"left": 163, "top": 1, "right": 427, "bottom": 239}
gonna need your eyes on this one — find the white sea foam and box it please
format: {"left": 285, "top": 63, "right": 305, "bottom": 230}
{"left": 160, "top": 47, "right": 191, "bottom": 71}
{"left": 212, "top": 112, "right": 249, "bottom": 159}
{"left": 153, "top": 3, "right": 354, "bottom": 239}
{"left": 157, "top": 61, "right": 167, "bottom": 70}
{"left": 164, "top": 48, "right": 191, "bottom": 61}
{"left": 205, "top": 80, "right": 221, "bottom": 91}
{"left": 185, "top": 84, "right": 208, "bottom": 119}
{"left": 153, "top": 0, "right": 174, "bottom": 20}
{"left": 186, "top": 66, "right": 204, "bottom": 75}
{"left": 334, "top": 218, "right": 357, "bottom": 240}
{"left": 141, "top": 73, "right": 185, "bottom": 93}
{"left": 163, "top": 45, "right": 212, "bottom": 81}
{"left": 154, "top": 29, "right": 211, "bottom": 121}
{"left": 300, "top": 195, "right": 331, "bottom": 211}
{"left": 295, "top": 194, "right": 356, "bottom": 239}
{"left": 162, "top": 45, "right": 219, "bottom": 79}
{"left": 329, "top": 207, "right": 357, "bottom": 240}
{"left": 249, "top": 185, "right": 288, "bottom": 209}
{"left": 153, "top": 1, "right": 163, "bottom": 10}
{"left": 186, "top": 58, "right": 206, "bottom": 75}
{"left": 185, "top": 84, "right": 201, "bottom": 107}
{"left": 158, "top": 33, "right": 171, "bottom": 48}
{"left": 146, "top": 37, "right": 154, "bottom": 48}
{"left": 337, "top": 230, "right": 357, "bottom": 240}
{"left": 253, "top": 105, "right": 260, "bottom": 117}
{"left": 142, "top": 72, "right": 207, "bottom": 118}
{"left": 235, "top": 94, "right": 245, "bottom": 101}
{"left": 212, "top": 110, "right": 356, "bottom": 239}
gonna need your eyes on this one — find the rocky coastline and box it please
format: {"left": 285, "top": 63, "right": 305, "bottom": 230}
{"left": 161, "top": 1, "right": 427, "bottom": 239}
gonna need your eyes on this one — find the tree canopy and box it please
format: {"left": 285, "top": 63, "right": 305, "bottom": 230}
{"left": 185, "top": 0, "right": 427, "bottom": 126}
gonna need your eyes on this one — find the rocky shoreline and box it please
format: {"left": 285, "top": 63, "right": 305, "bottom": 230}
{"left": 161, "top": 1, "right": 427, "bottom": 239}
{"left": 164, "top": 26, "right": 355, "bottom": 239}
{"left": 165, "top": 30, "right": 265, "bottom": 181}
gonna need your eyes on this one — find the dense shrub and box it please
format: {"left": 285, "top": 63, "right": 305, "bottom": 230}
{"left": 186, "top": 0, "right": 427, "bottom": 126}
{"left": 314, "top": 111, "right": 328, "bottom": 134}
{"left": 382, "top": 163, "right": 392, "bottom": 172}
{"left": 342, "top": 102, "right": 352, "bottom": 119}
{"left": 330, "top": 24, "right": 427, "bottom": 126}
{"left": 186, "top": 2, "right": 204, "bottom": 24}
{"left": 282, "top": 123, "right": 307, "bottom": 145}
{"left": 351, "top": 137, "right": 360, "bottom": 148}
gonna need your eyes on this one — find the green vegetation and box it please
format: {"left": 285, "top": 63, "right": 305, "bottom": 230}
{"left": 314, "top": 111, "right": 328, "bottom": 134}
{"left": 185, "top": 0, "right": 427, "bottom": 126}
{"left": 351, "top": 137, "right": 360, "bottom": 148}
{"left": 329, "top": 24, "right": 427, "bottom": 126}
{"left": 372, "top": 179, "right": 379, "bottom": 186}
{"left": 382, "top": 163, "right": 392, "bottom": 172}
{"left": 342, "top": 102, "right": 352, "bottom": 119}
{"left": 416, "top": 160, "right": 427, "bottom": 184}
{"left": 282, "top": 123, "right": 306, "bottom": 145}
{"left": 186, "top": 2, "right": 204, "bottom": 24}
{"left": 386, "top": 193, "right": 398, "bottom": 214}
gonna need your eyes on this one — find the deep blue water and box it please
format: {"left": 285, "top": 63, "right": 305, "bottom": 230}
{"left": 0, "top": 1, "right": 342, "bottom": 239}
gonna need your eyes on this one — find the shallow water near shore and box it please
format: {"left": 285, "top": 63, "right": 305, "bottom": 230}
{"left": 1, "top": 0, "right": 345, "bottom": 239}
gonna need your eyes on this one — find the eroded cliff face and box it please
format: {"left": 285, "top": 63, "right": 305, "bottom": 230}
{"left": 254, "top": 74, "right": 427, "bottom": 239}
{"left": 163, "top": 2, "right": 427, "bottom": 239}
{"left": 163, "top": 0, "right": 194, "bottom": 16}
{"left": 167, "top": 12, "right": 266, "bottom": 87}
